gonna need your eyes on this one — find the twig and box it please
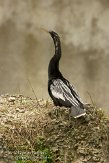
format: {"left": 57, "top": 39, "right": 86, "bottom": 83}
{"left": 87, "top": 91, "right": 95, "bottom": 107}
{"left": 27, "top": 77, "right": 40, "bottom": 106}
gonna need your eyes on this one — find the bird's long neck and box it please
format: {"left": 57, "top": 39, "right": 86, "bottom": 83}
{"left": 48, "top": 36, "right": 62, "bottom": 79}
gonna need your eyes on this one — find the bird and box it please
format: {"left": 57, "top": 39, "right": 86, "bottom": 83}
{"left": 42, "top": 28, "right": 86, "bottom": 118}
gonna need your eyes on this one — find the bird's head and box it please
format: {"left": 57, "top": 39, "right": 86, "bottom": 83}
{"left": 49, "top": 31, "right": 60, "bottom": 40}
{"left": 40, "top": 28, "right": 60, "bottom": 42}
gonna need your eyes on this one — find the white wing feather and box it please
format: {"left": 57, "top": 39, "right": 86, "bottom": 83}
{"left": 50, "top": 79, "right": 80, "bottom": 106}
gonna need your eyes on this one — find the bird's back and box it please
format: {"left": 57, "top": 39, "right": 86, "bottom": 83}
{"left": 48, "top": 78, "right": 83, "bottom": 107}
{"left": 48, "top": 78, "right": 86, "bottom": 118}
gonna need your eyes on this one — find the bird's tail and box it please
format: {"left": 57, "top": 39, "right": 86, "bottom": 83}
{"left": 70, "top": 105, "right": 86, "bottom": 118}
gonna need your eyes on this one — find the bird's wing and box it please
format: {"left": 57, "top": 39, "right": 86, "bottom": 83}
{"left": 65, "top": 79, "right": 83, "bottom": 102}
{"left": 50, "top": 79, "right": 81, "bottom": 107}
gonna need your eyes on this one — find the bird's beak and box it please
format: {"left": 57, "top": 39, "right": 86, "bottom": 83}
{"left": 40, "top": 27, "right": 49, "bottom": 33}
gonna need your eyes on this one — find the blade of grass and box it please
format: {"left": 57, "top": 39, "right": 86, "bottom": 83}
{"left": 27, "top": 77, "right": 40, "bottom": 107}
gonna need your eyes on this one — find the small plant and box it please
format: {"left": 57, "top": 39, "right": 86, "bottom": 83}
{"left": 35, "top": 136, "right": 53, "bottom": 163}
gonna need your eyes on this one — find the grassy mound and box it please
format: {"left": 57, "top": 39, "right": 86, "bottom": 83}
{"left": 0, "top": 94, "right": 109, "bottom": 162}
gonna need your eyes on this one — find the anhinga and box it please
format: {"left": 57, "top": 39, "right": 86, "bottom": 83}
{"left": 42, "top": 28, "right": 86, "bottom": 118}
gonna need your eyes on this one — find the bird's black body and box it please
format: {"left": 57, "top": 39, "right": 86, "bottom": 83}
{"left": 47, "top": 31, "right": 86, "bottom": 118}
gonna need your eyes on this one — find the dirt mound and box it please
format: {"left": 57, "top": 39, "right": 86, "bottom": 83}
{"left": 45, "top": 106, "right": 109, "bottom": 162}
{"left": 0, "top": 94, "right": 109, "bottom": 162}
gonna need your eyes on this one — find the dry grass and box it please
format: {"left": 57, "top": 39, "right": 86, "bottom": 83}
{"left": 0, "top": 94, "right": 109, "bottom": 163}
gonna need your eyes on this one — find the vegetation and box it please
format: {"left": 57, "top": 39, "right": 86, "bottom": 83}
{"left": 0, "top": 94, "right": 109, "bottom": 162}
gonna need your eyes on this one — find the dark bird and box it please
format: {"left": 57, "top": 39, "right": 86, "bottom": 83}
{"left": 42, "top": 28, "right": 86, "bottom": 118}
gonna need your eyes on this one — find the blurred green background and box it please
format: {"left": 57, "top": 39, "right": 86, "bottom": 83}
{"left": 0, "top": 0, "right": 109, "bottom": 114}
